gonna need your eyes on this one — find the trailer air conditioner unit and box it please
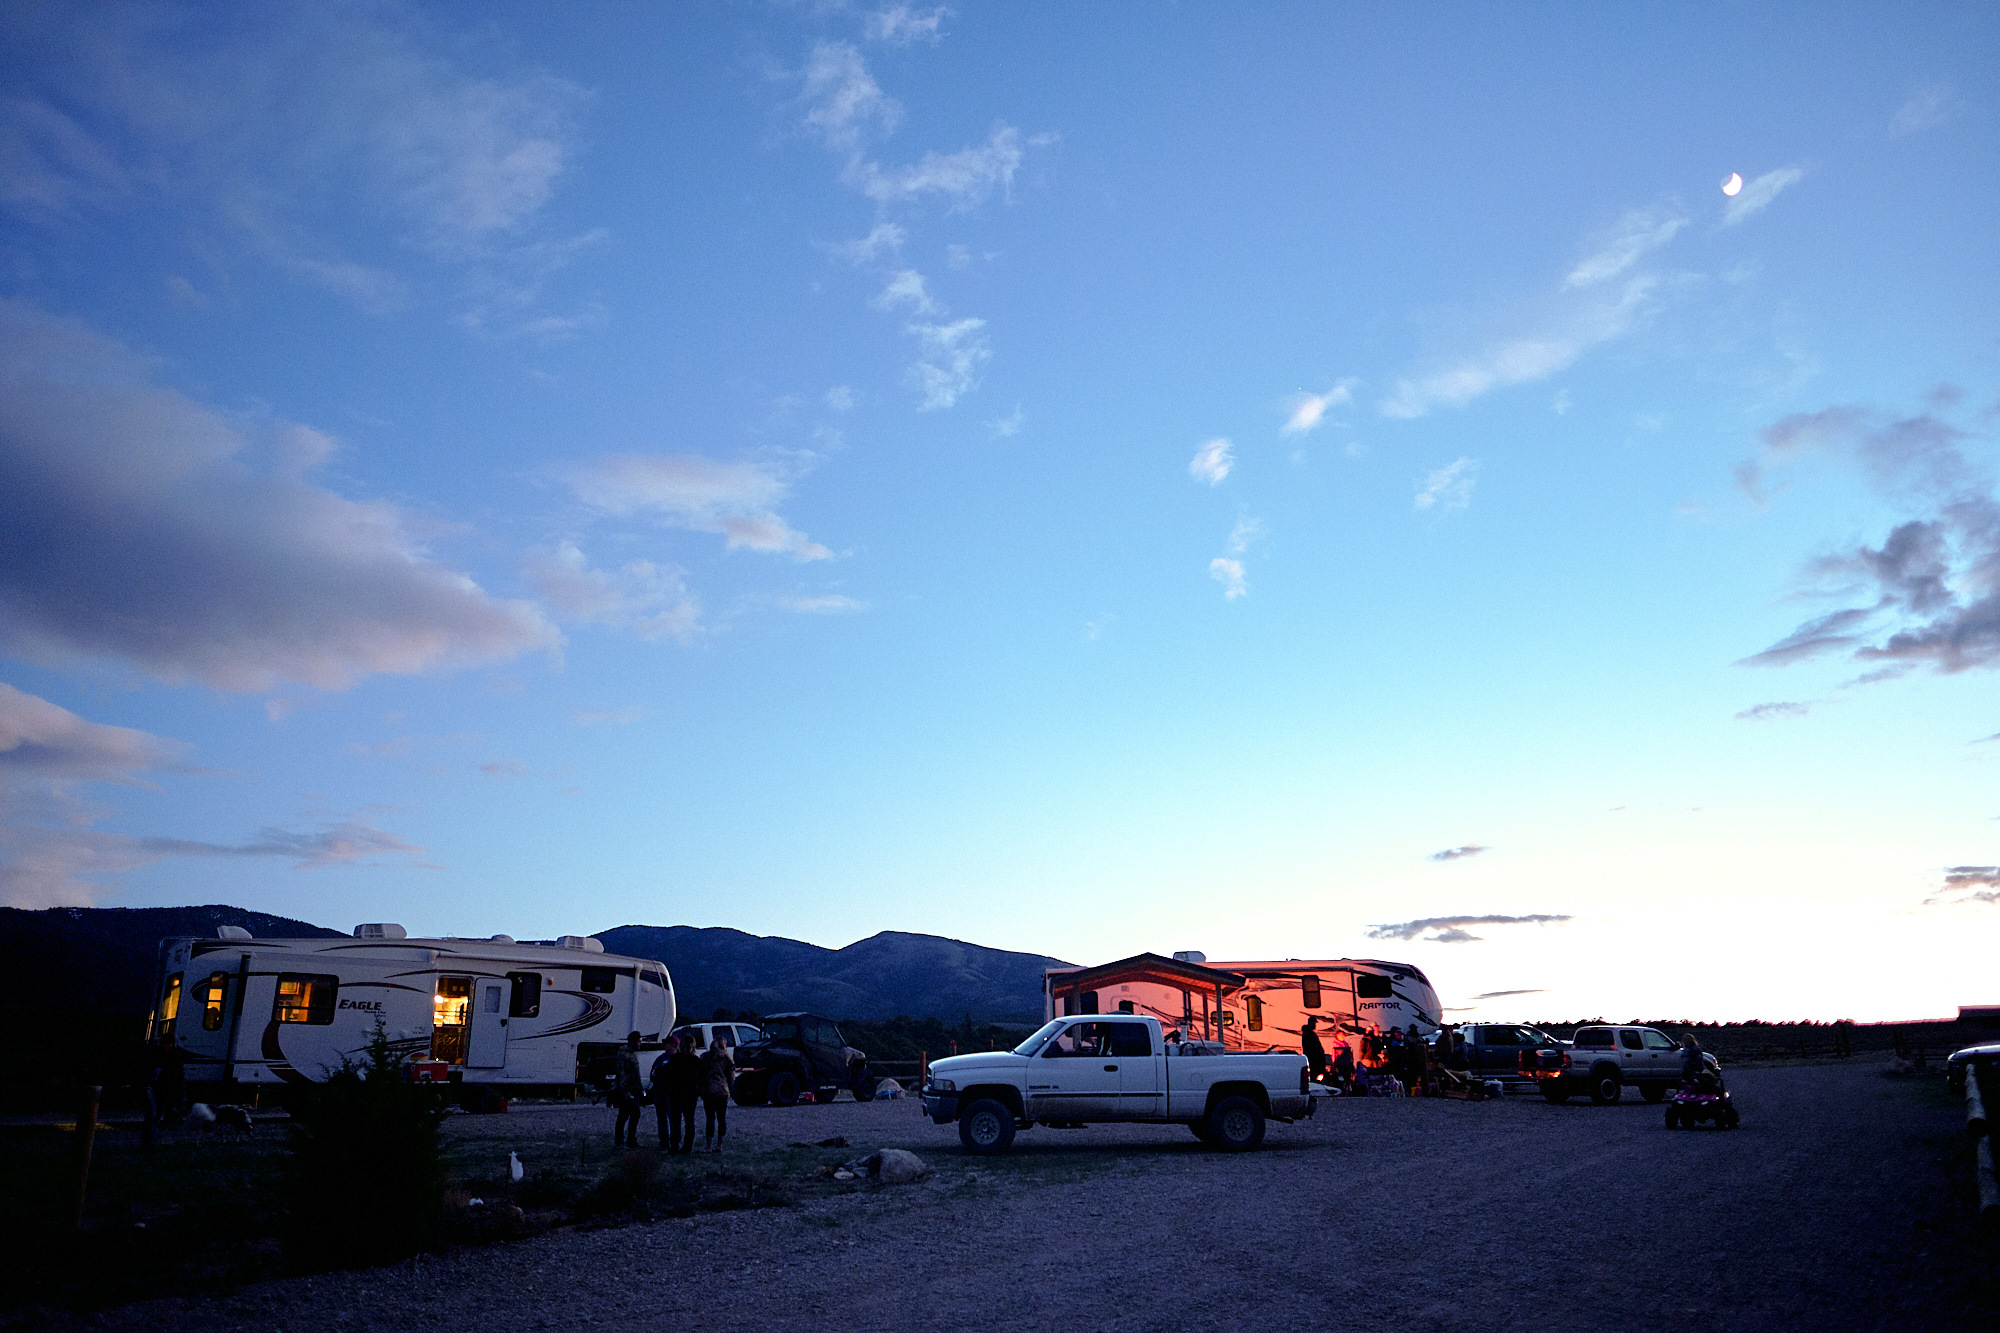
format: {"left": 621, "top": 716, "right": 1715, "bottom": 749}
{"left": 216, "top": 925, "right": 252, "bottom": 941}
{"left": 1172, "top": 950, "right": 1207, "bottom": 963}
{"left": 557, "top": 935, "right": 605, "bottom": 953}
{"left": 353, "top": 923, "right": 408, "bottom": 940}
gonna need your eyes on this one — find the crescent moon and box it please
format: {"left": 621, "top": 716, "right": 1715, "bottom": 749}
{"left": 1722, "top": 172, "right": 1744, "bottom": 197}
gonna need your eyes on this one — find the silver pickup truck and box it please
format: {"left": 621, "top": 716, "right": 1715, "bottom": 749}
{"left": 920, "top": 1014, "right": 1313, "bottom": 1153}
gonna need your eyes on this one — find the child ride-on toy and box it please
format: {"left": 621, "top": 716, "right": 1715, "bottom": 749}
{"left": 1664, "top": 1080, "right": 1739, "bottom": 1129}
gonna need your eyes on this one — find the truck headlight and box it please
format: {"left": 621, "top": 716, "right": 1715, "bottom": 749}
{"left": 928, "top": 1078, "right": 955, "bottom": 1093}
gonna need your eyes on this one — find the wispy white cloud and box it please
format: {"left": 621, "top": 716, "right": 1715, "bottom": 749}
{"left": 1367, "top": 913, "right": 1569, "bottom": 944}
{"left": 1209, "top": 557, "right": 1247, "bottom": 600}
{"left": 1383, "top": 276, "right": 1662, "bottom": 419}
{"left": 479, "top": 759, "right": 530, "bottom": 779}
{"left": 1281, "top": 380, "right": 1356, "bottom": 436}
{"left": 1891, "top": 86, "right": 1954, "bottom": 135}
{"left": 846, "top": 126, "right": 1026, "bottom": 210}
{"left": 0, "top": 683, "right": 432, "bottom": 907}
{"left": 1564, "top": 206, "right": 1687, "bottom": 289}
{"left": 1429, "top": 845, "right": 1490, "bottom": 862}
{"left": 1414, "top": 458, "right": 1478, "bottom": 512}
{"left": 564, "top": 453, "right": 831, "bottom": 560}
{"left": 776, "top": 593, "right": 868, "bottom": 614}
{"left": 1226, "top": 515, "right": 1265, "bottom": 555}
{"left": 1735, "top": 700, "right": 1811, "bottom": 721}
{"left": 522, "top": 540, "right": 700, "bottom": 642}
{"left": 987, "top": 406, "right": 1024, "bottom": 438}
{"left": 907, "top": 318, "right": 989, "bottom": 409}
{"left": 1, "top": 6, "right": 590, "bottom": 326}
{"left": 873, "top": 268, "right": 937, "bottom": 313}
{"left": 1189, "top": 438, "right": 1234, "bottom": 486}
{"left": 866, "top": 5, "right": 949, "bottom": 45}
{"left": 800, "top": 41, "right": 901, "bottom": 150}
{"left": 825, "top": 385, "right": 856, "bottom": 412}
{"left": 1722, "top": 166, "right": 1804, "bottom": 227}
{"left": 828, "top": 222, "right": 905, "bottom": 266}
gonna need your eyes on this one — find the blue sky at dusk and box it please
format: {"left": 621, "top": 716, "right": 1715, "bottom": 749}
{"left": 2, "top": 3, "right": 1995, "bottom": 1022}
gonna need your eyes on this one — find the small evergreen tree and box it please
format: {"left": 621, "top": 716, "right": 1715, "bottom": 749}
{"left": 285, "top": 1022, "right": 448, "bottom": 1269}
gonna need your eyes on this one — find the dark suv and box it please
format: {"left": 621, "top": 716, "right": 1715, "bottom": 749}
{"left": 731, "top": 1013, "right": 878, "bottom": 1106}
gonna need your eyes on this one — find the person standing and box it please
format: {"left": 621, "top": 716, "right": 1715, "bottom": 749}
{"left": 700, "top": 1036, "right": 735, "bottom": 1153}
{"left": 657, "top": 1035, "right": 702, "bottom": 1154}
{"left": 612, "top": 1030, "right": 644, "bottom": 1149}
{"left": 1407, "top": 1025, "right": 1430, "bottom": 1095}
{"left": 1300, "top": 1017, "right": 1329, "bottom": 1084}
{"left": 1332, "top": 1042, "right": 1355, "bottom": 1095}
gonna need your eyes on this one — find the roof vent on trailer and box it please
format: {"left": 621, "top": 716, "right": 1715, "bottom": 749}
{"left": 489, "top": 934, "right": 516, "bottom": 944}
{"left": 558, "top": 935, "right": 605, "bottom": 953}
{"left": 354, "top": 923, "right": 407, "bottom": 940}
{"left": 1171, "top": 950, "right": 1207, "bottom": 963}
{"left": 216, "top": 925, "right": 252, "bottom": 941}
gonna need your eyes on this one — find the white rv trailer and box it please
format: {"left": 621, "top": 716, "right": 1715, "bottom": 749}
{"left": 1044, "top": 954, "right": 1442, "bottom": 1062}
{"left": 149, "top": 923, "right": 674, "bottom": 1096}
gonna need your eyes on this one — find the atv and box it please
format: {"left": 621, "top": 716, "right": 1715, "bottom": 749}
{"left": 1664, "top": 1075, "right": 1739, "bottom": 1130}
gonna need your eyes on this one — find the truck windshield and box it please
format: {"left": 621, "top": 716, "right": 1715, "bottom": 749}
{"left": 761, "top": 1018, "right": 801, "bottom": 1045}
{"left": 1013, "top": 1020, "right": 1065, "bottom": 1055}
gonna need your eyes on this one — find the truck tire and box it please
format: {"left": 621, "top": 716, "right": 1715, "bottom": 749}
{"left": 1641, "top": 1083, "right": 1667, "bottom": 1103}
{"left": 1542, "top": 1082, "right": 1570, "bottom": 1104}
{"left": 958, "top": 1098, "right": 1015, "bottom": 1154}
{"left": 852, "top": 1073, "right": 881, "bottom": 1103}
{"left": 1588, "top": 1069, "right": 1622, "bottom": 1105}
{"left": 732, "top": 1073, "right": 770, "bottom": 1107}
{"left": 1206, "top": 1096, "right": 1266, "bottom": 1151}
{"left": 766, "top": 1070, "right": 802, "bottom": 1107}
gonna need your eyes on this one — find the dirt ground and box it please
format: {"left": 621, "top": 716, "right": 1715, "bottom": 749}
{"left": 61, "top": 1061, "right": 2000, "bottom": 1331}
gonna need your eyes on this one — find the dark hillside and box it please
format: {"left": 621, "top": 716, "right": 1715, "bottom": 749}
{"left": 0, "top": 904, "right": 344, "bottom": 1015}
{"left": 593, "top": 924, "right": 1069, "bottom": 1024}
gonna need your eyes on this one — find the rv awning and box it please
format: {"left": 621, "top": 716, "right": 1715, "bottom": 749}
{"left": 1047, "top": 952, "right": 1248, "bottom": 995}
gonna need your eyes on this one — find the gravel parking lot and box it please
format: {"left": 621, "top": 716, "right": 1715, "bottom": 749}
{"left": 81, "top": 1061, "right": 1995, "bottom": 1332}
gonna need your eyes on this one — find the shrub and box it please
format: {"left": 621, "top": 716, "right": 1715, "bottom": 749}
{"left": 284, "top": 1022, "right": 448, "bottom": 1269}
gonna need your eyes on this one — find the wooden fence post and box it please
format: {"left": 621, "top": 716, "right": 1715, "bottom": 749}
{"left": 70, "top": 1086, "right": 100, "bottom": 1228}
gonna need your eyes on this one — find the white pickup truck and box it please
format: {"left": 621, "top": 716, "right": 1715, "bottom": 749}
{"left": 920, "top": 1014, "right": 1314, "bottom": 1153}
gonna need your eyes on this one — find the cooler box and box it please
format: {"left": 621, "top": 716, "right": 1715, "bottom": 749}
{"left": 407, "top": 1060, "right": 449, "bottom": 1083}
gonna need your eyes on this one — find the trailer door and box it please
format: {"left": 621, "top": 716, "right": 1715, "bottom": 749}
{"left": 466, "top": 978, "right": 508, "bottom": 1068}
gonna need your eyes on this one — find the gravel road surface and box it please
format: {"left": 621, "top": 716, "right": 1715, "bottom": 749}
{"left": 80, "top": 1061, "right": 1994, "bottom": 1331}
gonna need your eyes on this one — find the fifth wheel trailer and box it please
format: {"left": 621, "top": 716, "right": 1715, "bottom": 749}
{"left": 1044, "top": 952, "right": 1443, "bottom": 1062}
{"left": 149, "top": 923, "right": 674, "bottom": 1097}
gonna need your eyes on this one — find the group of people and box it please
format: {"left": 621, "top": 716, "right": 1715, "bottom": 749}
{"left": 1298, "top": 1018, "right": 1479, "bottom": 1098}
{"left": 610, "top": 1030, "right": 735, "bottom": 1154}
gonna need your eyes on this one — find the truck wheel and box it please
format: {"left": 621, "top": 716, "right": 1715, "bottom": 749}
{"left": 766, "top": 1070, "right": 802, "bottom": 1107}
{"left": 1541, "top": 1083, "right": 1570, "bottom": 1105}
{"left": 852, "top": 1074, "right": 881, "bottom": 1103}
{"left": 1641, "top": 1083, "right": 1666, "bottom": 1103}
{"left": 1588, "top": 1071, "right": 1622, "bottom": 1105}
{"left": 732, "top": 1073, "right": 770, "bottom": 1107}
{"left": 957, "top": 1098, "right": 1015, "bottom": 1154}
{"left": 1207, "top": 1096, "right": 1266, "bottom": 1151}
